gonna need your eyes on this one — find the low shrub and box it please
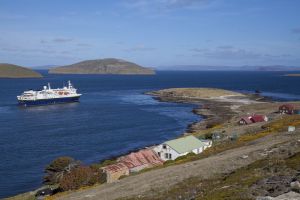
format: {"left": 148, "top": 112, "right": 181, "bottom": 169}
{"left": 44, "top": 156, "right": 80, "bottom": 185}
{"left": 59, "top": 166, "right": 101, "bottom": 191}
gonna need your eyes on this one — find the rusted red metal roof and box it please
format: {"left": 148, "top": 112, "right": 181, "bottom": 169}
{"left": 103, "top": 162, "right": 128, "bottom": 173}
{"left": 251, "top": 114, "right": 266, "bottom": 123}
{"left": 140, "top": 149, "right": 163, "bottom": 165}
{"left": 119, "top": 149, "right": 163, "bottom": 169}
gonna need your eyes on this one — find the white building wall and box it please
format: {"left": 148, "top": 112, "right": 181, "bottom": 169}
{"left": 191, "top": 147, "right": 200, "bottom": 154}
{"left": 153, "top": 142, "right": 212, "bottom": 161}
{"left": 153, "top": 144, "right": 180, "bottom": 161}
{"left": 201, "top": 140, "right": 212, "bottom": 150}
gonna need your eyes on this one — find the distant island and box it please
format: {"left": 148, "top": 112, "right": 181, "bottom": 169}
{"left": 0, "top": 63, "right": 43, "bottom": 78}
{"left": 49, "top": 58, "right": 155, "bottom": 75}
{"left": 284, "top": 74, "right": 300, "bottom": 77}
{"left": 160, "top": 65, "right": 300, "bottom": 71}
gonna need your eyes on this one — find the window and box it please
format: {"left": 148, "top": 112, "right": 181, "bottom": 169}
{"left": 158, "top": 152, "right": 161, "bottom": 157}
{"left": 169, "top": 154, "right": 172, "bottom": 159}
{"left": 165, "top": 153, "right": 169, "bottom": 159}
{"left": 163, "top": 144, "right": 167, "bottom": 149}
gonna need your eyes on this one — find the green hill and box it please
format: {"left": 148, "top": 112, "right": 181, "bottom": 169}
{"left": 0, "top": 63, "right": 43, "bottom": 78}
{"left": 49, "top": 58, "right": 155, "bottom": 75}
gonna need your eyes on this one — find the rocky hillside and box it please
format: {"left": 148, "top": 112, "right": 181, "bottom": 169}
{"left": 0, "top": 63, "right": 43, "bottom": 78}
{"left": 49, "top": 58, "right": 155, "bottom": 75}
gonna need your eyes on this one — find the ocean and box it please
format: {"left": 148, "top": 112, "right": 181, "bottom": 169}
{"left": 0, "top": 71, "right": 300, "bottom": 198}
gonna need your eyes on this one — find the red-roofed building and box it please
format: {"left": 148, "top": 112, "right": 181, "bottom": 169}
{"left": 239, "top": 116, "right": 253, "bottom": 125}
{"left": 279, "top": 104, "right": 295, "bottom": 114}
{"left": 239, "top": 114, "right": 268, "bottom": 125}
{"left": 118, "top": 149, "right": 164, "bottom": 172}
{"left": 102, "top": 149, "right": 164, "bottom": 182}
{"left": 251, "top": 114, "right": 268, "bottom": 123}
{"left": 102, "top": 162, "right": 129, "bottom": 183}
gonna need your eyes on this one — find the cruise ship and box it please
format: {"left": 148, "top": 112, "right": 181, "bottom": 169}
{"left": 17, "top": 81, "right": 82, "bottom": 106}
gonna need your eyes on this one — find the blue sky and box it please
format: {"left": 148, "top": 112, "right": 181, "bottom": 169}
{"left": 0, "top": 0, "right": 299, "bottom": 69}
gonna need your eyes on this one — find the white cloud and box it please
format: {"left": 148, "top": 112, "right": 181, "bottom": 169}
{"left": 124, "top": 44, "right": 156, "bottom": 52}
{"left": 121, "top": 0, "right": 214, "bottom": 14}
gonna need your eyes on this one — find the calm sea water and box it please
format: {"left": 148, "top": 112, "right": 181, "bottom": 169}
{"left": 1, "top": 71, "right": 300, "bottom": 198}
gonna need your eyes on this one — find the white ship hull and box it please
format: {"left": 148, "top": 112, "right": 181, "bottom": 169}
{"left": 17, "top": 81, "right": 82, "bottom": 106}
{"left": 18, "top": 95, "right": 81, "bottom": 106}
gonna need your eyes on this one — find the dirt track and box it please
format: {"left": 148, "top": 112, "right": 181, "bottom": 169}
{"left": 57, "top": 132, "right": 300, "bottom": 200}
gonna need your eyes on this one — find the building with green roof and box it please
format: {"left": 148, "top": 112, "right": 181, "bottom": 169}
{"left": 153, "top": 135, "right": 212, "bottom": 161}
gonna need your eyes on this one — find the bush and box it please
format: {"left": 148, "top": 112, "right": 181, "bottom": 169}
{"left": 59, "top": 166, "right": 100, "bottom": 191}
{"left": 44, "top": 156, "right": 80, "bottom": 185}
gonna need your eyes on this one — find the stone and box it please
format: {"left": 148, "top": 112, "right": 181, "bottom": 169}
{"left": 290, "top": 181, "right": 300, "bottom": 192}
{"left": 256, "top": 196, "right": 274, "bottom": 200}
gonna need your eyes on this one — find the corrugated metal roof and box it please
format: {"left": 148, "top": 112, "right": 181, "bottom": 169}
{"left": 119, "top": 149, "right": 163, "bottom": 169}
{"left": 165, "top": 135, "right": 206, "bottom": 154}
{"left": 103, "top": 162, "right": 128, "bottom": 173}
{"left": 251, "top": 114, "right": 265, "bottom": 123}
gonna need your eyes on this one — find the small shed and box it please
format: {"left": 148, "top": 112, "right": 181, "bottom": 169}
{"left": 288, "top": 126, "right": 296, "bottom": 132}
{"left": 102, "top": 162, "right": 129, "bottom": 183}
{"left": 279, "top": 104, "right": 295, "bottom": 114}
{"left": 199, "top": 139, "right": 213, "bottom": 150}
{"left": 239, "top": 114, "right": 268, "bottom": 125}
{"left": 239, "top": 116, "right": 253, "bottom": 125}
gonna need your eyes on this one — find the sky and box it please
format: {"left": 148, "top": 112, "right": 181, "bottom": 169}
{"left": 0, "top": 0, "right": 300, "bottom": 69}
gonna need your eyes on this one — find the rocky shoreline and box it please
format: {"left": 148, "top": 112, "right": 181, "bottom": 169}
{"left": 146, "top": 88, "right": 271, "bottom": 135}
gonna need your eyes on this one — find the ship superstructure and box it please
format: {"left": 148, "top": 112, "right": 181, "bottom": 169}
{"left": 17, "top": 81, "right": 82, "bottom": 106}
